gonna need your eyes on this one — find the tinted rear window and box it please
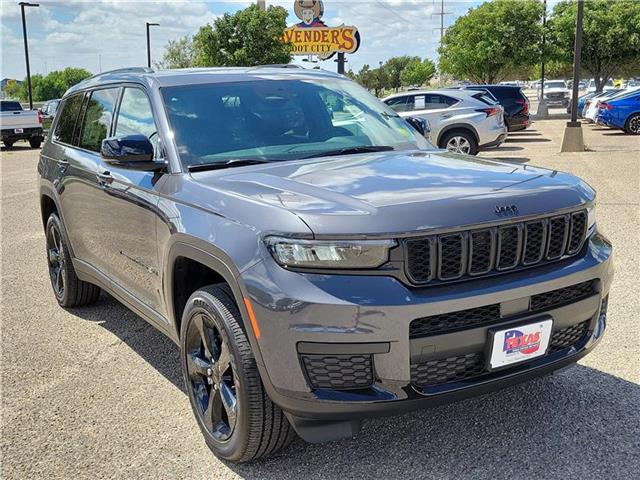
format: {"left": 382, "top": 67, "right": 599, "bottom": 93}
{"left": 1, "top": 101, "right": 23, "bottom": 112}
{"left": 78, "top": 88, "right": 120, "bottom": 152}
{"left": 53, "top": 94, "right": 85, "bottom": 145}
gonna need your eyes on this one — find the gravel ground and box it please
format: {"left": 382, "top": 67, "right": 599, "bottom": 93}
{"left": 1, "top": 119, "right": 639, "bottom": 479}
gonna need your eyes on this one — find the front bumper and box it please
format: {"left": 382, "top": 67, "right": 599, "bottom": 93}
{"left": 242, "top": 232, "right": 613, "bottom": 437}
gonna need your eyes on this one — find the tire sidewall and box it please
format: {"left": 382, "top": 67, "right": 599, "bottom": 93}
{"left": 441, "top": 130, "right": 478, "bottom": 155}
{"left": 180, "top": 290, "right": 251, "bottom": 461}
{"left": 45, "top": 213, "right": 71, "bottom": 305}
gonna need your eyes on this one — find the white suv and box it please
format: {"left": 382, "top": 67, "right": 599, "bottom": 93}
{"left": 383, "top": 89, "right": 507, "bottom": 155}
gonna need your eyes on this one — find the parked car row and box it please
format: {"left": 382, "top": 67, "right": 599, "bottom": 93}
{"left": 382, "top": 84, "right": 529, "bottom": 155}
{"left": 583, "top": 87, "right": 640, "bottom": 134}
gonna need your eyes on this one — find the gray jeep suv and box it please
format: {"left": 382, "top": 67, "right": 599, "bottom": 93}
{"left": 38, "top": 67, "right": 613, "bottom": 462}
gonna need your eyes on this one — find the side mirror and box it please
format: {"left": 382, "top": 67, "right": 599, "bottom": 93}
{"left": 101, "top": 134, "right": 163, "bottom": 171}
{"left": 405, "top": 116, "right": 430, "bottom": 137}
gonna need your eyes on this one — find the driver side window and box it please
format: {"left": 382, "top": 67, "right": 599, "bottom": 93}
{"left": 115, "top": 88, "right": 159, "bottom": 155}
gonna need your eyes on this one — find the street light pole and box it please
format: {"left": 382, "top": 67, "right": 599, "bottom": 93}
{"left": 561, "top": 0, "right": 585, "bottom": 152}
{"left": 537, "top": 0, "right": 549, "bottom": 119}
{"left": 146, "top": 22, "right": 159, "bottom": 68}
{"left": 19, "top": 2, "right": 39, "bottom": 110}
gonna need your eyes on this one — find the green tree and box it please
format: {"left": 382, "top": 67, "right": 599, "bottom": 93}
{"left": 548, "top": 0, "right": 640, "bottom": 91}
{"left": 9, "top": 68, "right": 92, "bottom": 102}
{"left": 400, "top": 58, "right": 436, "bottom": 87}
{"left": 438, "top": 0, "right": 544, "bottom": 83}
{"left": 156, "top": 36, "right": 195, "bottom": 69}
{"left": 193, "top": 4, "right": 291, "bottom": 67}
{"left": 383, "top": 56, "right": 419, "bottom": 91}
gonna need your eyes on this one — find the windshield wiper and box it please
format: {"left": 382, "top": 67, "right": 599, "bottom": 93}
{"left": 301, "top": 145, "right": 395, "bottom": 159}
{"left": 188, "top": 158, "right": 269, "bottom": 172}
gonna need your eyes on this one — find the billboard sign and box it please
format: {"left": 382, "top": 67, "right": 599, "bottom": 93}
{"left": 282, "top": 0, "right": 361, "bottom": 58}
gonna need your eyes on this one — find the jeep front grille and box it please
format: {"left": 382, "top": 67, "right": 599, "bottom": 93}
{"left": 405, "top": 210, "right": 587, "bottom": 285}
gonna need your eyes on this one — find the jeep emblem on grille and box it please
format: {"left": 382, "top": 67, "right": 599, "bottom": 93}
{"left": 495, "top": 204, "right": 519, "bottom": 216}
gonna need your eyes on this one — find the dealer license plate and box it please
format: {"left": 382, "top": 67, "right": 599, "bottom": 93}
{"left": 14, "top": 128, "right": 24, "bottom": 134}
{"left": 488, "top": 318, "right": 553, "bottom": 370}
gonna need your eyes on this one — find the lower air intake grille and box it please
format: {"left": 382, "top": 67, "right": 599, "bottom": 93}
{"left": 411, "top": 320, "right": 591, "bottom": 387}
{"left": 549, "top": 320, "right": 590, "bottom": 353}
{"left": 411, "top": 353, "right": 485, "bottom": 387}
{"left": 530, "top": 280, "right": 597, "bottom": 312}
{"left": 410, "top": 304, "right": 500, "bottom": 338}
{"left": 301, "top": 354, "right": 374, "bottom": 390}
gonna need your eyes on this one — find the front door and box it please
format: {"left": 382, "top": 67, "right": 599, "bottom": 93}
{"left": 89, "top": 86, "right": 165, "bottom": 313}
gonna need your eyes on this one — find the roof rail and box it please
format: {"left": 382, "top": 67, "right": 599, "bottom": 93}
{"left": 249, "top": 64, "right": 304, "bottom": 70}
{"left": 84, "top": 67, "right": 154, "bottom": 82}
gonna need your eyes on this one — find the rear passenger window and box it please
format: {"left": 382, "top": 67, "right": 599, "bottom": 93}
{"left": 53, "top": 94, "right": 84, "bottom": 145}
{"left": 78, "top": 88, "right": 120, "bottom": 152}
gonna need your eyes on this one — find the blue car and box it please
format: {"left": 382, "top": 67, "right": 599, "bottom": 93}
{"left": 597, "top": 89, "right": 640, "bottom": 134}
{"left": 568, "top": 91, "right": 597, "bottom": 117}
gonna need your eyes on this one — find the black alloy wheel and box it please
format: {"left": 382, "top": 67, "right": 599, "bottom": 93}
{"left": 180, "top": 285, "right": 295, "bottom": 462}
{"left": 47, "top": 220, "right": 65, "bottom": 301}
{"left": 185, "top": 310, "right": 238, "bottom": 442}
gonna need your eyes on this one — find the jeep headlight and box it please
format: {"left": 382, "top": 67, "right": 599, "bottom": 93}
{"left": 265, "top": 237, "right": 396, "bottom": 269}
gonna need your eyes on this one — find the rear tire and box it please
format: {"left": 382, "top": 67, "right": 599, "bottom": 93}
{"left": 440, "top": 130, "right": 479, "bottom": 155}
{"left": 3, "top": 140, "right": 14, "bottom": 149}
{"left": 624, "top": 113, "right": 640, "bottom": 135}
{"left": 45, "top": 213, "right": 100, "bottom": 307}
{"left": 180, "top": 285, "right": 295, "bottom": 462}
{"left": 29, "top": 138, "right": 42, "bottom": 148}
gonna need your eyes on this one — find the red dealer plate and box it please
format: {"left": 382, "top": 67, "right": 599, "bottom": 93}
{"left": 488, "top": 317, "right": 553, "bottom": 371}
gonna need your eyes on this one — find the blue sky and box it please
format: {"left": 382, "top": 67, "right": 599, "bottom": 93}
{"left": 1, "top": 0, "right": 495, "bottom": 80}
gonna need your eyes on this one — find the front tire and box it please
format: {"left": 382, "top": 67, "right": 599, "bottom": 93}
{"left": 3, "top": 140, "right": 14, "bottom": 149}
{"left": 180, "top": 285, "right": 295, "bottom": 462}
{"left": 29, "top": 138, "right": 42, "bottom": 148}
{"left": 45, "top": 213, "right": 100, "bottom": 307}
{"left": 440, "top": 130, "right": 479, "bottom": 155}
{"left": 625, "top": 113, "right": 640, "bottom": 135}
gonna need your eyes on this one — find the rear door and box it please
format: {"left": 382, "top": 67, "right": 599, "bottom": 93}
{"left": 57, "top": 87, "right": 121, "bottom": 274}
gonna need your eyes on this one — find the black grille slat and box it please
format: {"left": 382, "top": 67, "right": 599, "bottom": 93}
{"left": 404, "top": 210, "right": 586, "bottom": 286}
{"left": 523, "top": 220, "right": 545, "bottom": 264}
{"left": 530, "top": 280, "right": 597, "bottom": 311}
{"left": 438, "top": 234, "right": 465, "bottom": 280}
{"left": 301, "top": 354, "right": 373, "bottom": 390}
{"left": 547, "top": 215, "right": 569, "bottom": 259}
{"left": 406, "top": 238, "right": 433, "bottom": 282}
{"left": 567, "top": 211, "right": 587, "bottom": 254}
{"left": 497, "top": 225, "right": 521, "bottom": 269}
{"left": 410, "top": 304, "right": 500, "bottom": 338}
{"left": 469, "top": 229, "right": 493, "bottom": 275}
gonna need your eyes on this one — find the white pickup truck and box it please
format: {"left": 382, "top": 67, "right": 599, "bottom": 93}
{"left": 1, "top": 100, "right": 44, "bottom": 149}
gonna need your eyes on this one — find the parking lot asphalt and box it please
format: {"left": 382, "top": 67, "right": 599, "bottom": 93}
{"left": 1, "top": 119, "right": 639, "bottom": 480}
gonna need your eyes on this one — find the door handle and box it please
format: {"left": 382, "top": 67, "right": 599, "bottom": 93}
{"left": 97, "top": 170, "right": 113, "bottom": 186}
{"left": 440, "top": 113, "right": 453, "bottom": 118}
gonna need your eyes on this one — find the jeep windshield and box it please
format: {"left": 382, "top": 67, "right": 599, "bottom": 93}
{"left": 161, "top": 77, "right": 431, "bottom": 169}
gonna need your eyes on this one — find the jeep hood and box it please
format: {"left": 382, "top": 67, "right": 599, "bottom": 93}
{"left": 192, "top": 150, "right": 594, "bottom": 236}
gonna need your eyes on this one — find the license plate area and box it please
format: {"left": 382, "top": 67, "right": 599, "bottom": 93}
{"left": 14, "top": 128, "right": 24, "bottom": 134}
{"left": 487, "top": 317, "right": 553, "bottom": 371}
